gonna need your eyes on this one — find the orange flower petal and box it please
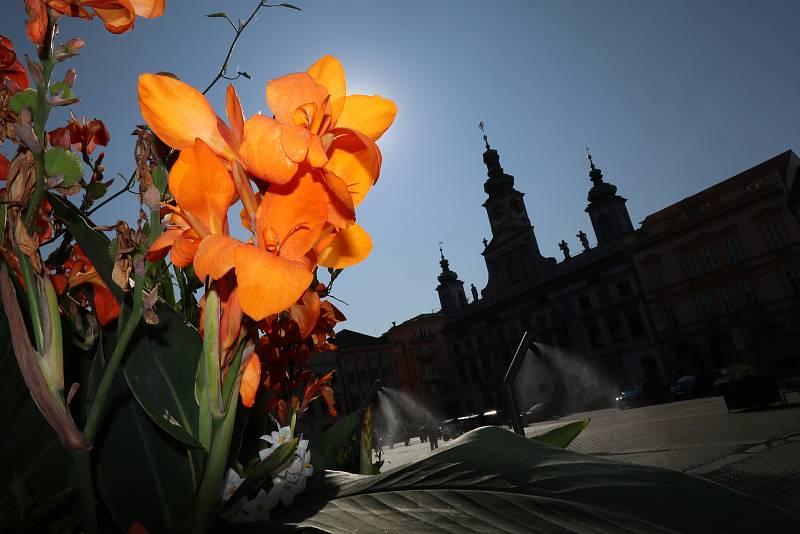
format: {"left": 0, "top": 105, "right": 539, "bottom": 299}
{"left": 194, "top": 234, "right": 239, "bottom": 281}
{"left": 322, "top": 170, "right": 355, "bottom": 214}
{"left": 146, "top": 227, "right": 182, "bottom": 262}
{"left": 129, "top": 0, "right": 165, "bottom": 18}
{"left": 324, "top": 132, "right": 381, "bottom": 207}
{"left": 336, "top": 94, "right": 397, "bottom": 141}
{"left": 307, "top": 134, "right": 329, "bottom": 167}
{"left": 258, "top": 172, "right": 327, "bottom": 260}
{"left": 317, "top": 223, "right": 372, "bottom": 268}
{"left": 225, "top": 84, "right": 245, "bottom": 147}
{"left": 239, "top": 116, "right": 298, "bottom": 185}
{"left": 239, "top": 355, "right": 260, "bottom": 408}
{"left": 171, "top": 231, "right": 200, "bottom": 268}
{"left": 266, "top": 72, "right": 328, "bottom": 127}
{"left": 288, "top": 289, "right": 321, "bottom": 339}
{"left": 93, "top": 284, "right": 121, "bottom": 326}
{"left": 24, "top": 0, "right": 47, "bottom": 45}
{"left": 307, "top": 55, "right": 346, "bottom": 122}
{"left": 138, "top": 74, "right": 232, "bottom": 157}
{"left": 91, "top": 1, "right": 136, "bottom": 34}
{"left": 168, "top": 138, "right": 234, "bottom": 235}
{"left": 280, "top": 123, "right": 311, "bottom": 163}
{"left": 234, "top": 246, "right": 313, "bottom": 321}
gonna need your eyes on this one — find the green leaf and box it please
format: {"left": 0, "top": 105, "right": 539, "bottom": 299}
{"left": 94, "top": 334, "right": 196, "bottom": 534}
{"left": 308, "top": 412, "right": 358, "bottom": 472}
{"left": 221, "top": 438, "right": 298, "bottom": 512}
{"left": 271, "top": 426, "right": 800, "bottom": 532}
{"left": 122, "top": 306, "right": 203, "bottom": 447}
{"left": 238, "top": 71, "right": 252, "bottom": 80}
{"left": 276, "top": 3, "right": 302, "bottom": 10}
{"left": 49, "top": 194, "right": 124, "bottom": 303}
{"left": 0, "top": 299, "right": 74, "bottom": 530}
{"left": 49, "top": 81, "right": 75, "bottom": 100}
{"left": 83, "top": 181, "right": 108, "bottom": 202}
{"left": 206, "top": 11, "right": 229, "bottom": 17}
{"left": 44, "top": 148, "right": 83, "bottom": 187}
{"left": 531, "top": 419, "right": 589, "bottom": 449}
{"left": 9, "top": 89, "right": 38, "bottom": 114}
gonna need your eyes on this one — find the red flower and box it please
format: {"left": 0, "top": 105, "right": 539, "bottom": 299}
{"left": 0, "top": 36, "right": 29, "bottom": 93}
{"left": 49, "top": 115, "right": 110, "bottom": 156}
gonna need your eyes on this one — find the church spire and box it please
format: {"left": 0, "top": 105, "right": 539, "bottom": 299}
{"left": 583, "top": 148, "right": 633, "bottom": 244}
{"left": 436, "top": 242, "right": 467, "bottom": 314}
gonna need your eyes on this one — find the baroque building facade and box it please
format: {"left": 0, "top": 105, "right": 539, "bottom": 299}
{"left": 437, "top": 139, "right": 665, "bottom": 417}
{"left": 629, "top": 150, "right": 800, "bottom": 378}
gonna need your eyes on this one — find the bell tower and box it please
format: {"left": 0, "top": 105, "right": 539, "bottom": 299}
{"left": 584, "top": 151, "right": 634, "bottom": 245}
{"left": 436, "top": 244, "right": 467, "bottom": 316}
{"left": 479, "top": 123, "right": 555, "bottom": 296}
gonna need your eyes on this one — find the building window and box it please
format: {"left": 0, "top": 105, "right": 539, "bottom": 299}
{"left": 578, "top": 295, "right": 591, "bottom": 311}
{"left": 664, "top": 305, "right": 679, "bottom": 327}
{"left": 723, "top": 237, "right": 741, "bottom": 264}
{"left": 415, "top": 327, "right": 428, "bottom": 339}
{"left": 784, "top": 268, "right": 799, "bottom": 294}
{"left": 697, "top": 294, "right": 714, "bottom": 319}
{"left": 347, "top": 371, "right": 355, "bottom": 384}
{"left": 720, "top": 287, "right": 737, "bottom": 313}
{"left": 740, "top": 282, "right": 760, "bottom": 307}
{"left": 765, "top": 222, "right": 787, "bottom": 250}
{"left": 703, "top": 245, "right": 719, "bottom": 272}
{"left": 605, "top": 313, "right": 623, "bottom": 339}
{"left": 648, "top": 268, "right": 665, "bottom": 289}
{"left": 681, "top": 254, "right": 699, "bottom": 278}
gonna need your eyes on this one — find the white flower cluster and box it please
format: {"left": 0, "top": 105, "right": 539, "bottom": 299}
{"left": 222, "top": 425, "right": 314, "bottom": 522}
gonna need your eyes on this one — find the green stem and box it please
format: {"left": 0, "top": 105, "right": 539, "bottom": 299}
{"left": 70, "top": 449, "right": 99, "bottom": 534}
{"left": 193, "top": 373, "right": 240, "bottom": 533}
{"left": 23, "top": 11, "right": 57, "bottom": 232}
{"left": 84, "top": 274, "right": 144, "bottom": 442}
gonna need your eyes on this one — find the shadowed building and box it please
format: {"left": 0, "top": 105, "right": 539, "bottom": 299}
{"left": 437, "top": 138, "right": 665, "bottom": 417}
{"left": 298, "top": 329, "right": 398, "bottom": 437}
{"left": 385, "top": 312, "right": 455, "bottom": 421}
{"left": 629, "top": 150, "right": 800, "bottom": 377}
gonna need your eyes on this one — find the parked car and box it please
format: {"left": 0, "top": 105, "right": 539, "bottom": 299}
{"left": 616, "top": 383, "right": 670, "bottom": 409}
{"left": 439, "top": 418, "right": 462, "bottom": 441}
{"left": 520, "top": 401, "right": 559, "bottom": 425}
{"left": 670, "top": 374, "right": 717, "bottom": 399}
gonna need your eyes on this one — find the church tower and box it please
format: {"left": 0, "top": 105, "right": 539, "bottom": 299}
{"left": 584, "top": 152, "right": 634, "bottom": 245}
{"left": 480, "top": 125, "right": 555, "bottom": 296}
{"left": 436, "top": 246, "right": 467, "bottom": 315}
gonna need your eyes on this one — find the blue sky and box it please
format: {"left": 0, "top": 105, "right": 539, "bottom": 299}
{"left": 3, "top": 1, "right": 799, "bottom": 336}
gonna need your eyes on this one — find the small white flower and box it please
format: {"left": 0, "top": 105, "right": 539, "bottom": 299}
{"left": 259, "top": 425, "right": 293, "bottom": 460}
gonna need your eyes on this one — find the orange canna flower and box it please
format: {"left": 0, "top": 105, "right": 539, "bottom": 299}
{"left": 146, "top": 137, "right": 235, "bottom": 267}
{"left": 25, "top": 0, "right": 165, "bottom": 45}
{"left": 193, "top": 172, "right": 328, "bottom": 321}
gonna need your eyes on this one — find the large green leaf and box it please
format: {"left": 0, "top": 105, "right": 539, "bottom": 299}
{"left": 268, "top": 426, "right": 799, "bottom": 533}
{"left": 123, "top": 306, "right": 203, "bottom": 447}
{"left": 0, "top": 298, "right": 75, "bottom": 531}
{"left": 94, "top": 335, "right": 196, "bottom": 534}
{"left": 49, "top": 193, "right": 124, "bottom": 303}
{"left": 531, "top": 419, "right": 589, "bottom": 449}
{"left": 309, "top": 412, "right": 358, "bottom": 472}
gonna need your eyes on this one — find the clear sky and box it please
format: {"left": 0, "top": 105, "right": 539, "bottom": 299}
{"left": 3, "top": 1, "right": 799, "bottom": 337}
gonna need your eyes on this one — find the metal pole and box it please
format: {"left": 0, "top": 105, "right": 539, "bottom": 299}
{"left": 502, "top": 331, "right": 536, "bottom": 436}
